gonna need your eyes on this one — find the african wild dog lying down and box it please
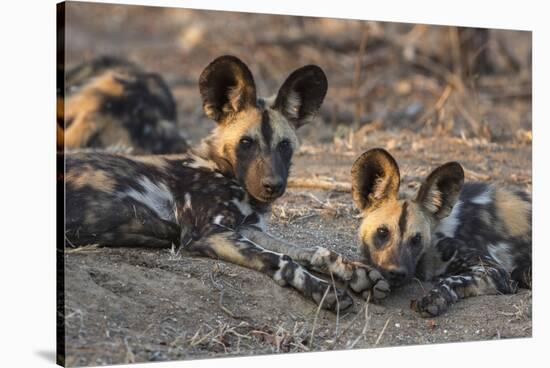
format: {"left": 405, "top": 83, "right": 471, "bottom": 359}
{"left": 350, "top": 148, "right": 531, "bottom": 317}
{"left": 63, "top": 55, "right": 390, "bottom": 312}
{"left": 57, "top": 55, "right": 188, "bottom": 153}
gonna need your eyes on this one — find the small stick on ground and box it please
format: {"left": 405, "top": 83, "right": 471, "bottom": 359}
{"left": 464, "top": 167, "right": 491, "bottom": 181}
{"left": 329, "top": 293, "right": 371, "bottom": 349}
{"left": 123, "top": 337, "right": 135, "bottom": 364}
{"left": 329, "top": 271, "right": 340, "bottom": 338}
{"left": 218, "top": 290, "right": 239, "bottom": 319}
{"left": 288, "top": 178, "right": 351, "bottom": 192}
{"left": 348, "top": 296, "right": 371, "bottom": 349}
{"left": 374, "top": 317, "right": 392, "bottom": 346}
{"left": 64, "top": 243, "right": 100, "bottom": 253}
{"left": 411, "top": 277, "right": 427, "bottom": 293}
{"left": 308, "top": 285, "right": 331, "bottom": 349}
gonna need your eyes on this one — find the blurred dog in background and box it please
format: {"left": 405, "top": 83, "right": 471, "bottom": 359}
{"left": 57, "top": 56, "right": 188, "bottom": 154}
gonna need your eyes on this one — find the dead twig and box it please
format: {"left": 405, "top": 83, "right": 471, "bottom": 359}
{"left": 218, "top": 290, "right": 237, "bottom": 319}
{"left": 374, "top": 317, "right": 392, "bottom": 346}
{"left": 188, "top": 325, "right": 215, "bottom": 347}
{"left": 353, "top": 120, "right": 383, "bottom": 141}
{"left": 410, "top": 54, "right": 464, "bottom": 94}
{"left": 328, "top": 295, "right": 369, "bottom": 349}
{"left": 309, "top": 285, "right": 331, "bottom": 349}
{"left": 448, "top": 27, "right": 463, "bottom": 78}
{"left": 123, "top": 337, "right": 135, "bottom": 364}
{"left": 329, "top": 271, "right": 340, "bottom": 338}
{"left": 413, "top": 84, "right": 453, "bottom": 126}
{"left": 348, "top": 295, "right": 371, "bottom": 349}
{"left": 288, "top": 178, "right": 351, "bottom": 192}
{"left": 464, "top": 167, "right": 491, "bottom": 181}
{"left": 64, "top": 243, "right": 100, "bottom": 253}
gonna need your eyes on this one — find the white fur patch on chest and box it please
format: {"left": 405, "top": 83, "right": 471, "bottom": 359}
{"left": 257, "top": 214, "right": 268, "bottom": 231}
{"left": 124, "top": 176, "right": 175, "bottom": 221}
{"left": 231, "top": 197, "right": 254, "bottom": 217}
{"left": 231, "top": 195, "right": 267, "bottom": 230}
{"left": 487, "top": 242, "right": 514, "bottom": 272}
{"left": 436, "top": 200, "right": 463, "bottom": 238}
{"left": 184, "top": 155, "right": 218, "bottom": 171}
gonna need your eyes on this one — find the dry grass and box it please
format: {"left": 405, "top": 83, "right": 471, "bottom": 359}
{"left": 498, "top": 291, "right": 532, "bottom": 322}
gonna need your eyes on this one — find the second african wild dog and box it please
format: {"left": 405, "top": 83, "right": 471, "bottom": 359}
{"left": 64, "top": 56, "right": 390, "bottom": 312}
{"left": 58, "top": 55, "right": 188, "bottom": 153}
{"left": 350, "top": 148, "right": 531, "bottom": 317}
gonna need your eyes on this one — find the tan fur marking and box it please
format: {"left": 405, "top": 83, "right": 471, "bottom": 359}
{"left": 57, "top": 122, "right": 64, "bottom": 149}
{"left": 133, "top": 155, "right": 170, "bottom": 170}
{"left": 206, "top": 106, "right": 299, "bottom": 165}
{"left": 360, "top": 199, "right": 400, "bottom": 238}
{"left": 494, "top": 188, "right": 530, "bottom": 237}
{"left": 206, "top": 233, "right": 265, "bottom": 271}
{"left": 360, "top": 199, "right": 432, "bottom": 270}
{"left": 65, "top": 165, "right": 116, "bottom": 192}
{"left": 217, "top": 108, "right": 262, "bottom": 160}
{"left": 360, "top": 199, "right": 401, "bottom": 269}
{"left": 57, "top": 96, "right": 65, "bottom": 125}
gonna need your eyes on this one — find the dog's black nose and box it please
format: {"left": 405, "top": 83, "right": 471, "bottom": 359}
{"left": 262, "top": 178, "right": 283, "bottom": 195}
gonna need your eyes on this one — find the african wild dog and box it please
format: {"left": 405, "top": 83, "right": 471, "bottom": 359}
{"left": 57, "top": 56, "right": 188, "bottom": 153}
{"left": 350, "top": 148, "right": 531, "bottom": 317}
{"left": 63, "top": 55, "right": 390, "bottom": 311}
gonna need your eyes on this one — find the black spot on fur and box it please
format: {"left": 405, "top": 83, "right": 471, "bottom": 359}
{"left": 398, "top": 202, "right": 409, "bottom": 237}
{"left": 261, "top": 110, "right": 273, "bottom": 147}
{"left": 257, "top": 98, "right": 266, "bottom": 109}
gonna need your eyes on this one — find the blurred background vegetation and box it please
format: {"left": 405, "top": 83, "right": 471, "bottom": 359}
{"left": 64, "top": 2, "right": 531, "bottom": 148}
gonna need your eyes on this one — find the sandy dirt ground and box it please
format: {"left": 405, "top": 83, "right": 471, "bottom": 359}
{"left": 63, "top": 133, "right": 531, "bottom": 366}
{"left": 60, "top": 3, "right": 532, "bottom": 366}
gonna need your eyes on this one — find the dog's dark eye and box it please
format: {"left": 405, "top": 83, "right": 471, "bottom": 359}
{"left": 278, "top": 139, "right": 291, "bottom": 151}
{"left": 376, "top": 226, "right": 389, "bottom": 241}
{"left": 411, "top": 233, "right": 422, "bottom": 247}
{"left": 239, "top": 137, "right": 254, "bottom": 149}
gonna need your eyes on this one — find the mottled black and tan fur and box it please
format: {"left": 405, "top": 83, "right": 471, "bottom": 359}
{"left": 63, "top": 56, "right": 389, "bottom": 312}
{"left": 350, "top": 148, "right": 531, "bottom": 317}
{"left": 58, "top": 56, "right": 188, "bottom": 153}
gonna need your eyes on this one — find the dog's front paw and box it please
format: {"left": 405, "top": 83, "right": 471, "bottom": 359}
{"left": 348, "top": 262, "right": 391, "bottom": 301}
{"left": 410, "top": 289, "right": 449, "bottom": 317}
{"left": 312, "top": 282, "right": 354, "bottom": 312}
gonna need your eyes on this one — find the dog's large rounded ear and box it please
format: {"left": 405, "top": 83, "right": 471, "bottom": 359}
{"left": 416, "top": 162, "right": 464, "bottom": 220}
{"left": 273, "top": 65, "right": 327, "bottom": 129}
{"left": 199, "top": 55, "right": 257, "bottom": 123}
{"left": 351, "top": 148, "right": 401, "bottom": 211}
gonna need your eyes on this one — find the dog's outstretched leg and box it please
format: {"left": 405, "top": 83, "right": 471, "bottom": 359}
{"left": 185, "top": 230, "right": 354, "bottom": 312}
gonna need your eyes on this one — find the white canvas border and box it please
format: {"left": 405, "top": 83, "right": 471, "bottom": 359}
{"left": 0, "top": 0, "right": 547, "bottom": 367}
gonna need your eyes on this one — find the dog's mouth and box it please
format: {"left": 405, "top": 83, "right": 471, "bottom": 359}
{"left": 252, "top": 191, "right": 284, "bottom": 203}
{"left": 245, "top": 182, "right": 286, "bottom": 204}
